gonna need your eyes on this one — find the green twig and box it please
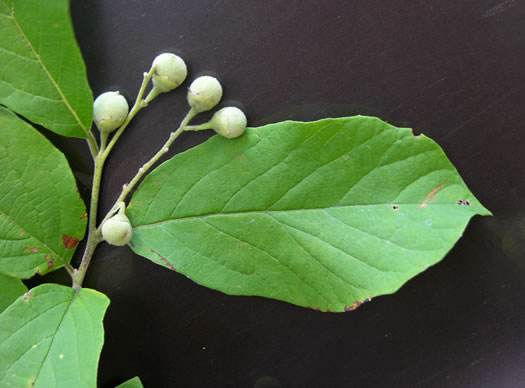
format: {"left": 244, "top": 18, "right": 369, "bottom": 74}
{"left": 72, "top": 151, "right": 105, "bottom": 289}
{"left": 102, "top": 66, "right": 157, "bottom": 161}
{"left": 86, "top": 130, "right": 100, "bottom": 159}
{"left": 100, "top": 109, "right": 196, "bottom": 229}
{"left": 72, "top": 68, "right": 158, "bottom": 289}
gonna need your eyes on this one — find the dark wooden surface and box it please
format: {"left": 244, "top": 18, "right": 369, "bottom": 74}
{"left": 39, "top": 1, "right": 525, "bottom": 386}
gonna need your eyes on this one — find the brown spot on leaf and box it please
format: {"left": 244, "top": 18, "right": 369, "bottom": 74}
{"left": 62, "top": 235, "right": 80, "bottom": 250}
{"left": 46, "top": 255, "right": 55, "bottom": 269}
{"left": 344, "top": 302, "right": 361, "bottom": 312}
{"left": 24, "top": 246, "right": 39, "bottom": 253}
{"left": 149, "top": 247, "right": 176, "bottom": 272}
{"left": 80, "top": 212, "right": 88, "bottom": 221}
{"left": 19, "top": 231, "right": 24, "bottom": 237}
{"left": 419, "top": 183, "right": 445, "bottom": 209}
{"left": 344, "top": 297, "right": 373, "bottom": 312}
{"left": 458, "top": 199, "right": 471, "bottom": 207}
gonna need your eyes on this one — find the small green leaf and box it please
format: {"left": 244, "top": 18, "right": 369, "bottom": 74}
{"left": 0, "top": 273, "right": 27, "bottom": 313}
{"left": 116, "top": 376, "right": 144, "bottom": 388}
{"left": 0, "top": 283, "right": 110, "bottom": 387}
{"left": 0, "top": 0, "right": 93, "bottom": 137}
{"left": 0, "top": 107, "right": 86, "bottom": 278}
{"left": 128, "top": 116, "right": 490, "bottom": 312}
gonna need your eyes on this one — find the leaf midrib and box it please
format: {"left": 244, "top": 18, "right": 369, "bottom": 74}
{"left": 132, "top": 203, "right": 469, "bottom": 230}
{"left": 6, "top": 6, "right": 88, "bottom": 135}
{"left": 33, "top": 289, "right": 79, "bottom": 385}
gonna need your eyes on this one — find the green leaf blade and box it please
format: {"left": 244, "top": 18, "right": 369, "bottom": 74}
{"left": 0, "top": 107, "right": 87, "bottom": 278}
{"left": 0, "top": 273, "right": 27, "bottom": 312}
{"left": 0, "top": 283, "right": 110, "bottom": 388}
{"left": 129, "top": 116, "right": 490, "bottom": 312}
{"left": 116, "top": 376, "right": 144, "bottom": 388}
{"left": 0, "top": 0, "right": 93, "bottom": 137}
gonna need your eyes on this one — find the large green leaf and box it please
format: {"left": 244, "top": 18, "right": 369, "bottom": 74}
{"left": 116, "top": 376, "right": 144, "bottom": 388}
{"left": 0, "top": 107, "right": 86, "bottom": 278}
{"left": 128, "top": 116, "right": 490, "bottom": 312}
{"left": 0, "top": 0, "right": 93, "bottom": 137}
{"left": 0, "top": 273, "right": 26, "bottom": 313}
{"left": 0, "top": 283, "right": 109, "bottom": 387}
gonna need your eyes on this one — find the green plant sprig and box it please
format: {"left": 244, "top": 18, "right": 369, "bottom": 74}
{"left": 72, "top": 55, "right": 247, "bottom": 289}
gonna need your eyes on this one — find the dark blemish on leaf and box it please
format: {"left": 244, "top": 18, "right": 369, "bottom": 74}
{"left": 129, "top": 241, "right": 135, "bottom": 248}
{"left": 148, "top": 247, "right": 177, "bottom": 271}
{"left": 326, "top": 308, "right": 331, "bottom": 312}
{"left": 419, "top": 183, "right": 446, "bottom": 209}
{"left": 31, "top": 247, "right": 39, "bottom": 253}
{"left": 23, "top": 291, "right": 31, "bottom": 302}
{"left": 235, "top": 153, "right": 244, "bottom": 162}
{"left": 238, "top": 242, "right": 247, "bottom": 248}
{"left": 45, "top": 255, "right": 55, "bottom": 268}
{"left": 392, "top": 205, "right": 399, "bottom": 210}
{"left": 344, "top": 297, "right": 372, "bottom": 312}
{"left": 160, "top": 257, "right": 177, "bottom": 271}
{"left": 315, "top": 307, "right": 321, "bottom": 311}
{"left": 62, "top": 235, "right": 80, "bottom": 250}
{"left": 80, "top": 212, "right": 88, "bottom": 221}
{"left": 458, "top": 199, "right": 471, "bottom": 207}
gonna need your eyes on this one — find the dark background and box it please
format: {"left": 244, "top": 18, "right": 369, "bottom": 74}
{"left": 39, "top": 0, "right": 525, "bottom": 387}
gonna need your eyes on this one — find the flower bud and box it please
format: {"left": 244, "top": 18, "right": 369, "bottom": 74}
{"left": 101, "top": 213, "right": 132, "bottom": 246}
{"left": 187, "top": 76, "right": 222, "bottom": 112}
{"left": 152, "top": 53, "right": 187, "bottom": 93}
{"left": 210, "top": 107, "right": 247, "bottom": 139}
{"left": 93, "top": 91, "right": 129, "bottom": 133}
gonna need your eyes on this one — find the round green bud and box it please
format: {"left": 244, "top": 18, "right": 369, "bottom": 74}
{"left": 152, "top": 53, "right": 187, "bottom": 93}
{"left": 101, "top": 213, "right": 132, "bottom": 246}
{"left": 187, "top": 76, "right": 223, "bottom": 112}
{"left": 210, "top": 107, "right": 247, "bottom": 139}
{"left": 93, "top": 91, "right": 129, "bottom": 133}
